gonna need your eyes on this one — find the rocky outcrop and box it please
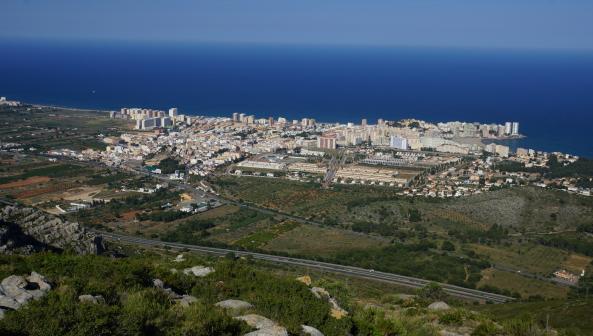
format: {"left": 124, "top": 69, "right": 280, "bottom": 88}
{"left": 302, "top": 325, "right": 324, "bottom": 336}
{"left": 234, "top": 314, "right": 288, "bottom": 336}
{"left": 310, "top": 287, "right": 348, "bottom": 319}
{"left": 79, "top": 294, "right": 105, "bottom": 304}
{"left": 296, "top": 275, "right": 312, "bottom": 286}
{"left": 183, "top": 266, "right": 214, "bottom": 277}
{"left": 215, "top": 299, "right": 253, "bottom": 315}
{"left": 0, "top": 271, "right": 51, "bottom": 312}
{"left": 428, "top": 301, "right": 451, "bottom": 311}
{"left": 153, "top": 278, "right": 197, "bottom": 307}
{"left": 0, "top": 205, "right": 104, "bottom": 255}
{"left": 244, "top": 326, "right": 288, "bottom": 336}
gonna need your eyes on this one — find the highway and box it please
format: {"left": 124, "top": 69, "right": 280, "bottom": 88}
{"left": 0, "top": 157, "right": 514, "bottom": 303}
{"left": 99, "top": 230, "right": 515, "bottom": 303}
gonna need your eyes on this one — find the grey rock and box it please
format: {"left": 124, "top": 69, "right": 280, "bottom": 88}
{"left": 0, "top": 272, "right": 51, "bottom": 310}
{"left": 215, "top": 299, "right": 253, "bottom": 313}
{"left": 183, "top": 266, "right": 214, "bottom": 277}
{"left": 0, "top": 295, "right": 20, "bottom": 310}
{"left": 79, "top": 294, "right": 105, "bottom": 304}
{"left": 27, "top": 272, "right": 51, "bottom": 291}
{"left": 0, "top": 275, "right": 28, "bottom": 298}
{"left": 153, "top": 279, "right": 165, "bottom": 289}
{"left": 310, "top": 287, "right": 330, "bottom": 299}
{"left": 177, "top": 295, "right": 198, "bottom": 307}
{"left": 234, "top": 314, "right": 277, "bottom": 330}
{"left": 0, "top": 205, "right": 104, "bottom": 255}
{"left": 302, "top": 325, "right": 324, "bottom": 336}
{"left": 428, "top": 301, "right": 451, "bottom": 311}
{"left": 244, "top": 326, "right": 288, "bottom": 336}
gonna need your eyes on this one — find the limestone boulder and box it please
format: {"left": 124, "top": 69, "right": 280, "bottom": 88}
{"left": 183, "top": 266, "right": 214, "bottom": 277}
{"left": 235, "top": 314, "right": 277, "bottom": 330}
{"left": 215, "top": 299, "right": 253, "bottom": 315}
{"left": 428, "top": 301, "right": 451, "bottom": 311}
{"left": 0, "top": 272, "right": 51, "bottom": 311}
{"left": 244, "top": 326, "right": 288, "bottom": 336}
{"left": 79, "top": 294, "right": 105, "bottom": 304}
{"left": 177, "top": 295, "right": 198, "bottom": 307}
{"left": 302, "top": 325, "right": 324, "bottom": 336}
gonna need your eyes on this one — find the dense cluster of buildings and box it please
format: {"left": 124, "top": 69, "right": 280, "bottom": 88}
{"left": 110, "top": 107, "right": 194, "bottom": 130}
{"left": 35, "top": 107, "right": 587, "bottom": 197}
{"left": 0, "top": 96, "right": 21, "bottom": 107}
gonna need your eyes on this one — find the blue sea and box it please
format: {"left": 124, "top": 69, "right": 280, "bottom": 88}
{"left": 1, "top": 39, "right": 592, "bottom": 157}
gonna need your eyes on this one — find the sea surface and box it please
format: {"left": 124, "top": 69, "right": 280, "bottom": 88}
{"left": 1, "top": 39, "right": 592, "bottom": 157}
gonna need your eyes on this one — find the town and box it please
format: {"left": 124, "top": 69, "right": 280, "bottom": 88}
{"left": 30, "top": 104, "right": 585, "bottom": 199}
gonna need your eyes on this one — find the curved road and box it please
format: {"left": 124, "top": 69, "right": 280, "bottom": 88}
{"left": 99, "top": 230, "right": 514, "bottom": 303}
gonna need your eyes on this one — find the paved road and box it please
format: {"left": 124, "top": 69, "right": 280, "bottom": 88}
{"left": 5, "top": 156, "right": 514, "bottom": 303}
{"left": 99, "top": 230, "right": 514, "bottom": 303}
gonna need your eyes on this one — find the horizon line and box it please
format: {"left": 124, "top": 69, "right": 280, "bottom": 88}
{"left": 2, "top": 35, "right": 593, "bottom": 54}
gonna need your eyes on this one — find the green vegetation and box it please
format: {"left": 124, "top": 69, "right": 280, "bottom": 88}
{"left": 208, "top": 176, "right": 593, "bottom": 300}
{"left": 0, "top": 163, "right": 91, "bottom": 185}
{"left": 0, "top": 253, "right": 347, "bottom": 335}
{"left": 161, "top": 218, "right": 216, "bottom": 244}
{"left": 547, "top": 156, "right": 593, "bottom": 179}
{"left": 333, "top": 243, "right": 488, "bottom": 287}
{"left": 538, "top": 233, "right": 593, "bottom": 257}
{"left": 158, "top": 158, "right": 185, "bottom": 174}
{"left": 477, "top": 299, "right": 593, "bottom": 336}
{"left": 136, "top": 210, "right": 191, "bottom": 222}
{"left": 69, "top": 189, "right": 181, "bottom": 228}
{"left": 0, "top": 250, "right": 581, "bottom": 335}
{"left": 87, "top": 172, "right": 133, "bottom": 186}
{"left": 0, "top": 105, "right": 131, "bottom": 152}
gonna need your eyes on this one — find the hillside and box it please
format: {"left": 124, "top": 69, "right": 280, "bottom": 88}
{"left": 0, "top": 248, "right": 570, "bottom": 336}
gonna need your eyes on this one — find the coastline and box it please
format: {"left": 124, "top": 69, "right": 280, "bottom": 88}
{"left": 8, "top": 100, "right": 589, "bottom": 158}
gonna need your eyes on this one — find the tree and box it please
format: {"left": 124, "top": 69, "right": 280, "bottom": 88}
{"left": 417, "top": 282, "right": 448, "bottom": 301}
{"left": 408, "top": 208, "right": 422, "bottom": 222}
{"left": 441, "top": 241, "right": 456, "bottom": 251}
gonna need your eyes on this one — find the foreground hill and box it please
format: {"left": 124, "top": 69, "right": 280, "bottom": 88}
{"left": 0, "top": 249, "right": 584, "bottom": 336}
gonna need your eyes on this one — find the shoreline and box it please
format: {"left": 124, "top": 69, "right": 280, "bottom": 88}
{"left": 12, "top": 100, "right": 589, "bottom": 157}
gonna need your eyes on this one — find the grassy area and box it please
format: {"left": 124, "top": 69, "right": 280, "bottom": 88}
{"left": 478, "top": 268, "right": 569, "bottom": 299}
{"left": 0, "top": 252, "right": 350, "bottom": 335}
{"left": 0, "top": 105, "right": 132, "bottom": 152}
{"left": 0, "top": 246, "right": 574, "bottom": 335}
{"left": 210, "top": 175, "right": 593, "bottom": 298}
{"left": 234, "top": 221, "right": 300, "bottom": 249}
{"left": 476, "top": 299, "right": 593, "bottom": 335}
{"left": 562, "top": 254, "right": 592, "bottom": 274}
{"left": 214, "top": 176, "right": 593, "bottom": 236}
{"left": 262, "top": 224, "right": 388, "bottom": 256}
{"left": 470, "top": 243, "right": 568, "bottom": 275}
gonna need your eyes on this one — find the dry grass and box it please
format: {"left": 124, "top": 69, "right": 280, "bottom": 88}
{"left": 471, "top": 243, "right": 568, "bottom": 275}
{"left": 263, "top": 224, "right": 388, "bottom": 256}
{"left": 195, "top": 205, "right": 239, "bottom": 219}
{"left": 0, "top": 176, "right": 50, "bottom": 189}
{"left": 478, "top": 268, "right": 569, "bottom": 299}
{"left": 561, "top": 254, "right": 592, "bottom": 274}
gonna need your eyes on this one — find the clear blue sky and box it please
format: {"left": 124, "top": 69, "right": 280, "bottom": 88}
{"left": 2, "top": 0, "right": 593, "bottom": 50}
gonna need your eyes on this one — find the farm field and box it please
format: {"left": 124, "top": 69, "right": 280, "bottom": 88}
{"left": 478, "top": 268, "right": 569, "bottom": 299}
{"left": 0, "top": 104, "right": 131, "bottom": 151}
{"left": 470, "top": 243, "right": 568, "bottom": 275}
{"left": 476, "top": 299, "right": 593, "bottom": 335}
{"left": 208, "top": 175, "right": 593, "bottom": 299}
{"left": 262, "top": 224, "right": 388, "bottom": 256}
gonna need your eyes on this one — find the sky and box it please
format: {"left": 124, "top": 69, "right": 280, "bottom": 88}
{"left": 1, "top": 0, "right": 593, "bottom": 50}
